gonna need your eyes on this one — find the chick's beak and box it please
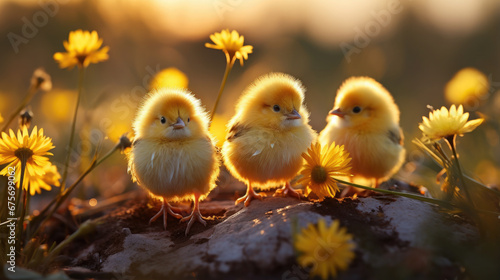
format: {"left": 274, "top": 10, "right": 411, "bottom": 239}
{"left": 173, "top": 117, "right": 185, "bottom": 129}
{"left": 286, "top": 109, "right": 301, "bottom": 120}
{"left": 329, "top": 108, "right": 345, "bottom": 118}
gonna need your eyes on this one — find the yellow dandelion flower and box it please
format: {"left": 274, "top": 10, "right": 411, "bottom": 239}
{"left": 298, "top": 142, "right": 352, "bottom": 200}
{"left": 24, "top": 164, "right": 61, "bottom": 195}
{"left": 295, "top": 219, "right": 356, "bottom": 280}
{"left": 445, "top": 68, "right": 489, "bottom": 107}
{"left": 53, "top": 30, "right": 109, "bottom": 69}
{"left": 0, "top": 126, "right": 55, "bottom": 194}
{"left": 205, "top": 29, "right": 253, "bottom": 66}
{"left": 149, "top": 67, "right": 189, "bottom": 90}
{"left": 419, "top": 104, "right": 484, "bottom": 142}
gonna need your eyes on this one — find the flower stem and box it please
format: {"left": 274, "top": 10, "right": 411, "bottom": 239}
{"left": 334, "top": 178, "right": 454, "bottom": 207}
{"left": 16, "top": 157, "right": 27, "bottom": 262}
{"left": 209, "top": 61, "right": 233, "bottom": 126}
{"left": 42, "top": 218, "right": 102, "bottom": 271}
{"left": 28, "top": 142, "right": 120, "bottom": 240}
{"left": 446, "top": 135, "right": 475, "bottom": 207}
{"left": 60, "top": 67, "right": 85, "bottom": 192}
{"left": 335, "top": 178, "right": 499, "bottom": 216}
{"left": 1, "top": 85, "right": 37, "bottom": 132}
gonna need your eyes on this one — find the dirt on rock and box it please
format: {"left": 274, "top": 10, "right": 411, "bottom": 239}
{"left": 57, "top": 182, "right": 478, "bottom": 280}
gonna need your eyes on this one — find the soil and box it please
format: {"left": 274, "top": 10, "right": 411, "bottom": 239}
{"left": 44, "top": 180, "right": 477, "bottom": 280}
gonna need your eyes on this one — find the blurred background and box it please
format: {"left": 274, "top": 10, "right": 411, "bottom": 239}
{"left": 1, "top": 0, "right": 500, "bottom": 204}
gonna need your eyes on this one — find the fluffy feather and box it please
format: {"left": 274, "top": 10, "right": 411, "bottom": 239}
{"left": 319, "top": 77, "right": 405, "bottom": 185}
{"left": 222, "top": 73, "right": 316, "bottom": 205}
{"left": 128, "top": 88, "right": 219, "bottom": 233}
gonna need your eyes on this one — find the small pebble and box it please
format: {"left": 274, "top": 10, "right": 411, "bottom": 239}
{"left": 122, "top": 227, "right": 132, "bottom": 236}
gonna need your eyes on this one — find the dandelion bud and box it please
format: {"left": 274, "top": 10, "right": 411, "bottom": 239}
{"left": 31, "top": 68, "right": 52, "bottom": 91}
{"left": 19, "top": 108, "right": 33, "bottom": 129}
{"left": 118, "top": 133, "right": 132, "bottom": 153}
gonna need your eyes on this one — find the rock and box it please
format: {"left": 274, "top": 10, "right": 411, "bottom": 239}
{"left": 71, "top": 194, "right": 478, "bottom": 279}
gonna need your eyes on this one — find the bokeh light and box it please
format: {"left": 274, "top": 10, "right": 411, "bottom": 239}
{"left": 149, "top": 67, "right": 189, "bottom": 91}
{"left": 40, "top": 90, "right": 77, "bottom": 123}
{"left": 445, "top": 68, "right": 489, "bottom": 108}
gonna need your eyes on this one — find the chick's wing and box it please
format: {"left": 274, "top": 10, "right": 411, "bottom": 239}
{"left": 226, "top": 122, "right": 250, "bottom": 142}
{"left": 387, "top": 127, "right": 404, "bottom": 146}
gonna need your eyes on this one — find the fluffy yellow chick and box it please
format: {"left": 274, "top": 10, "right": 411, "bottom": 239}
{"left": 128, "top": 88, "right": 220, "bottom": 235}
{"left": 222, "top": 73, "right": 317, "bottom": 206}
{"left": 319, "top": 77, "right": 405, "bottom": 187}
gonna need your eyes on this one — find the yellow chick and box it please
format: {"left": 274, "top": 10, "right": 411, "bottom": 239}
{"left": 222, "top": 73, "right": 317, "bottom": 206}
{"left": 319, "top": 77, "right": 405, "bottom": 188}
{"left": 128, "top": 88, "right": 220, "bottom": 235}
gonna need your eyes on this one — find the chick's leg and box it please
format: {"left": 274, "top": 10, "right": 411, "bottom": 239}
{"left": 180, "top": 193, "right": 206, "bottom": 236}
{"left": 274, "top": 181, "right": 302, "bottom": 199}
{"left": 235, "top": 182, "right": 265, "bottom": 207}
{"left": 149, "top": 198, "right": 183, "bottom": 230}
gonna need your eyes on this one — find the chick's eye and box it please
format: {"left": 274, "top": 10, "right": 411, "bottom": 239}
{"left": 352, "top": 106, "right": 361, "bottom": 114}
{"left": 187, "top": 117, "right": 190, "bottom": 123}
{"left": 160, "top": 116, "right": 166, "bottom": 124}
{"left": 273, "top": 105, "right": 281, "bottom": 112}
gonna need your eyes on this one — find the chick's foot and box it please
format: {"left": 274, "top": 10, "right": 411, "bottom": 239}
{"left": 274, "top": 181, "right": 302, "bottom": 199}
{"left": 236, "top": 183, "right": 266, "bottom": 207}
{"left": 149, "top": 199, "right": 183, "bottom": 230}
{"left": 181, "top": 193, "right": 206, "bottom": 235}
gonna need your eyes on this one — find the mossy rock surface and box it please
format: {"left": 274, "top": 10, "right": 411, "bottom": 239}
{"left": 65, "top": 185, "right": 477, "bottom": 280}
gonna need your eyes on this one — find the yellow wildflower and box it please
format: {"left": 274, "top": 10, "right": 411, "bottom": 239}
{"left": 0, "top": 126, "right": 55, "bottom": 194}
{"left": 25, "top": 164, "right": 61, "bottom": 195}
{"left": 149, "top": 67, "right": 189, "bottom": 90}
{"left": 205, "top": 29, "right": 253, "bottom": 66}
{"left": 419, "top": 104, "right": 484, "bottom": 142}
{"left": 295, "top": 219, "right": 356, "bottom": 280}
{"left": 53, "top": 30, "right": 109, "bottom": 69}
{"left": 298, "top": 142, "right": 352, "bottom": 200}
{"left": 445, "top": 68, "right": 489, "bottom": 107}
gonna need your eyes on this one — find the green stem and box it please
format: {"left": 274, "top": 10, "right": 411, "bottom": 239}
{"left": 433, "top": 142, "right": 451, "bottom": 167}
{"left": 14, "top": 173, "right": 24, "bottom": 218}
{"left": 24, "top": 185, "right": 31, "bottom": 247}
{"left": 0, "top": 179, "right": 7, "bottom": 221}
{"left": 209, "top": 61, "right": 234, "bottom": 125}
{"left": 60, "top": 67, "right": 85, "bottom": 192}
{"left": 1, "top": 85, "right": 37, "bottom": 132}
{"left": 334, "top": 178, "right": 456, "bottom": 208}
{"left": 28, "top": 143, "right": 120, "bottom": 240}
{"left": 335, "top": 178, "right": 499, "bottom": 216}
{"left": 42, "top": 218, "right": 101, "bottom": 272}
{"left": 16, "top": 158, "right": 27, "bottom": 263}
{"left": 446, "top": 135, "right": 475, "bottom": 207}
